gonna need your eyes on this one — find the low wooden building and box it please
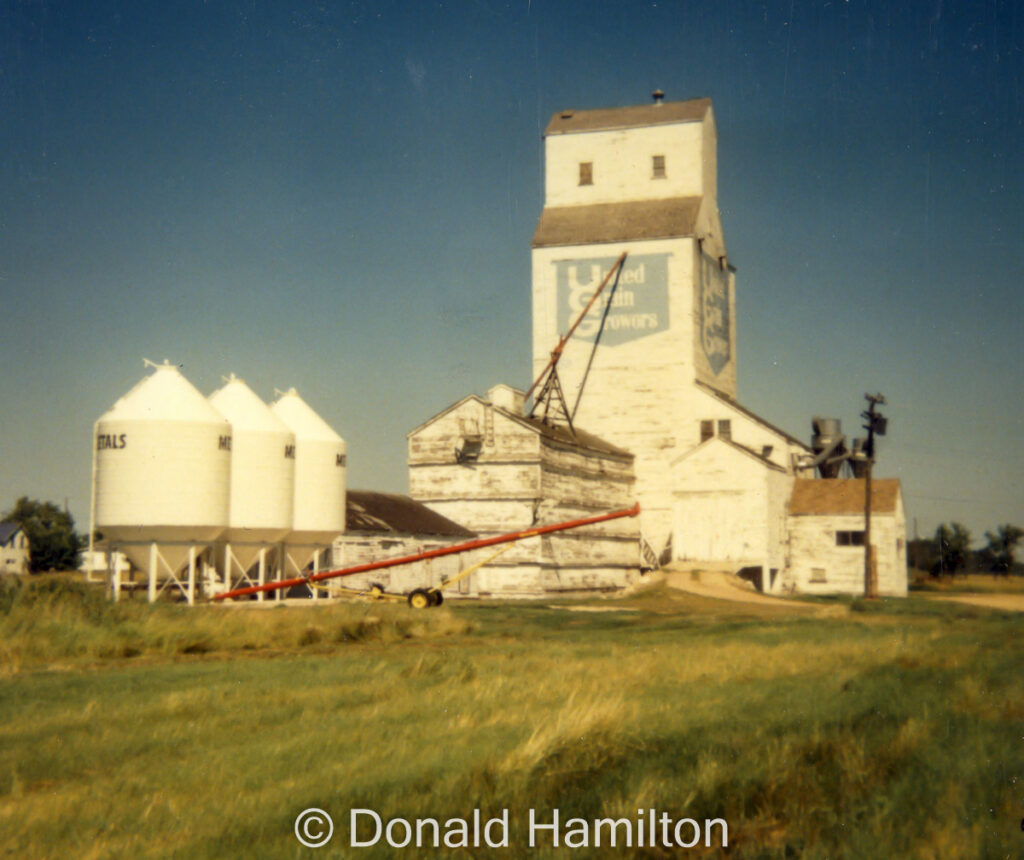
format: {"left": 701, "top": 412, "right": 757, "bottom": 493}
{"left": 0, "top": 523, "right": 30, "bottom": 575}
{"left": 407, "top": 385, "right": 641, "bottom": 596}
{"left": 330, "top": 491, "right": 475, "bottom": 597}
{"left": 783, "top": 478, "right": 907, "bottom": 596}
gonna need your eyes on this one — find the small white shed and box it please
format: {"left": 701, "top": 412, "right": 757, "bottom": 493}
{"left": 784, "top": 479, "right": 907, "bottom": 597}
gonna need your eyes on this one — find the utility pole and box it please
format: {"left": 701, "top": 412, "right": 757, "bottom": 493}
{"left": 862, "top": 393, "right": 888, "bottom": 598}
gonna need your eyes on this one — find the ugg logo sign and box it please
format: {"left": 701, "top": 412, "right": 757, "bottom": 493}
{"left": 555, "top": 253, "right": 670, "bottom": 346}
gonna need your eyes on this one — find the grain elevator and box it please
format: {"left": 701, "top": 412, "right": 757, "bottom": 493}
{"left": 530, "top": 95, "right": 813, "bottom": 562}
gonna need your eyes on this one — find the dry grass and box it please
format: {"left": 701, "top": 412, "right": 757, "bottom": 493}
{"left": 0, "top": 576, "right": 471, "bottom": 676}
{"left": 911, "top": 571, "right": 1024, "bottom": 594}
{"left": 0, "top": 577, "right": 1019, "bottom": 858}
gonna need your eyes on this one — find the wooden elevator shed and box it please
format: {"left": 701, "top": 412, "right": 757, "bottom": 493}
{"left": 407, "top": 385, "right": 641, "bottom": 596}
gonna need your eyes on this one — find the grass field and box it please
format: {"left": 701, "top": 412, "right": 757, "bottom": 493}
{"left": 0, "top": 576, "right": 1020, "bottom": 859}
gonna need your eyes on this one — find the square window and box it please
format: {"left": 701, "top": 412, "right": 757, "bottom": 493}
{"left": 811, "top": 567, "right": 827, "bottom": 583}
{"left": 717, "top": 419, "right": 731, "bottom": 440}
{"left": 579, "top": 162, "right": 593, "bottom": 185}
{"left": 836, "top": 530, "right": 866, "bottom": 547}
{"left": 700, "top": 420, "right": 713, "bottom": 442}
{"left": 652, "top": 154, "right": 666, "bottom": 178}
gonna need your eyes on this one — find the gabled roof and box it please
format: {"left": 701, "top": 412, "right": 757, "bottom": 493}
{"left": 496, "top": 407, "right": 633, "bottom": 460}
{"left": 405, "top": 393, "right": 484, "bottom": 438}
{"left": 789, "top": 479, "right": 902, "bottom": 516}
{"left": 346, "top": 491, "right": 475, "bottom": 538}
{"left": 672, "top": 435, "right": 787, "bottom": 473}
{"left": 545, "top": 98, "right": 711, "bottom": 136}
{"left": 407, "top": 393, "right": 632, "bottom": 460}
{"left": 532, "top": 197, "right": 702, "bottom": 248}
{"left": 0, "top": 522, "right": 22, "bottom": 545}
{"left": 726, "top": 438, "right": 789, "bottom": 472}
{"left": 695, "top": 381, "right": 809, "bottom": 450}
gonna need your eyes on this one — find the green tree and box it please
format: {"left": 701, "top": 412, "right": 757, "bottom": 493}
{"left": 2, "top": 497, "right": 83, "bottom": 573}
{"left": 906, "top": 537, "right": 937, "bottom": 574}
{"left": 981, "top": 524, "right": 1024, "bottom": 575}
{"left": 931, "top": 522, "right": 971, "bottom": 578}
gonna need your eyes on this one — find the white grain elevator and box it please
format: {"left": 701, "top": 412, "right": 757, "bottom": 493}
{"left": 531, "top": 96, "right": 738, "bottom": 554}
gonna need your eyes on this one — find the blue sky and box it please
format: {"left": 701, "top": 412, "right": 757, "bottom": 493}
{"left": 1, "top": 0, "right": 1021, "bottom": 545}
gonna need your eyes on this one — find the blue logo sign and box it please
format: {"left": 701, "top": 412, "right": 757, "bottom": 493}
{"left": 555, "top": 254, "right": 670, "bottom": 346}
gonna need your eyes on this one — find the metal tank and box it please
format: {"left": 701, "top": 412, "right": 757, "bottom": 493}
{"left": 93, "top": 360, "right": 231, "bottom": 591}
{"left": 270, "top": 388, "right": 347, "bottom": 572}
{"left": 208, "top": 375, "right": 295, "bottom": 577}
{"left": 810, "top": 417, "right": 848, "bottom": 479}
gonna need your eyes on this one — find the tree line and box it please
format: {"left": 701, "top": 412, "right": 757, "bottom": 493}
{"left": 908, "top": 523, "right": 1023, "bottom": 578}
{"left": 2, "top": 497, "right": 84, "bottom": 573}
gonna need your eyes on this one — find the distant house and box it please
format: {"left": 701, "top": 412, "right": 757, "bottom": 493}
{"left": 0, "top": 523, "right": 30, "bottom": 575}
{"left": 785, "top": 479, "right": 907, "bottom": 597}
{"left": 330, "top": 491, "right": 477, "bottom": 597}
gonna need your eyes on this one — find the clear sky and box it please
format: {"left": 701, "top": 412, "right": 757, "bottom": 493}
{"left": 1, "top": 0, "right": 1021, "bottom": 546}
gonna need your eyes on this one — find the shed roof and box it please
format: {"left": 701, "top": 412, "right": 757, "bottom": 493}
{"left": 0, "top": 522, "right": 21, "bottom": 545}
{"left": 789, "top": 479, "right": 902, "bottom": 516}
{"left": 346, "top": 491, "right": 475, "bottom": 538}
{"left": 545, "top": 98, "right": 711, "bottom": 135}
{"left": 532, "top": 197, "right": 701, "bottom": 248}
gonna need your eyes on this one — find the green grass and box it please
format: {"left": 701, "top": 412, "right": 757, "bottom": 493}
{"left": 0, "top": 578, "right": 1020, "bottom": 858}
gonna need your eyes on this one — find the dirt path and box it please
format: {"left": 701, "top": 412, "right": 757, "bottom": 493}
{"left": 926, "top": 593, "right": 1024, "bottom": 612}
{"left": 660, "top": 569, "right": 844, "bottom": 616}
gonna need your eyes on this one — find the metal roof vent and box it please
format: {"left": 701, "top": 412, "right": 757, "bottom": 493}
{"left": 652, "top": 89, "right": 665, "bottom": 105}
